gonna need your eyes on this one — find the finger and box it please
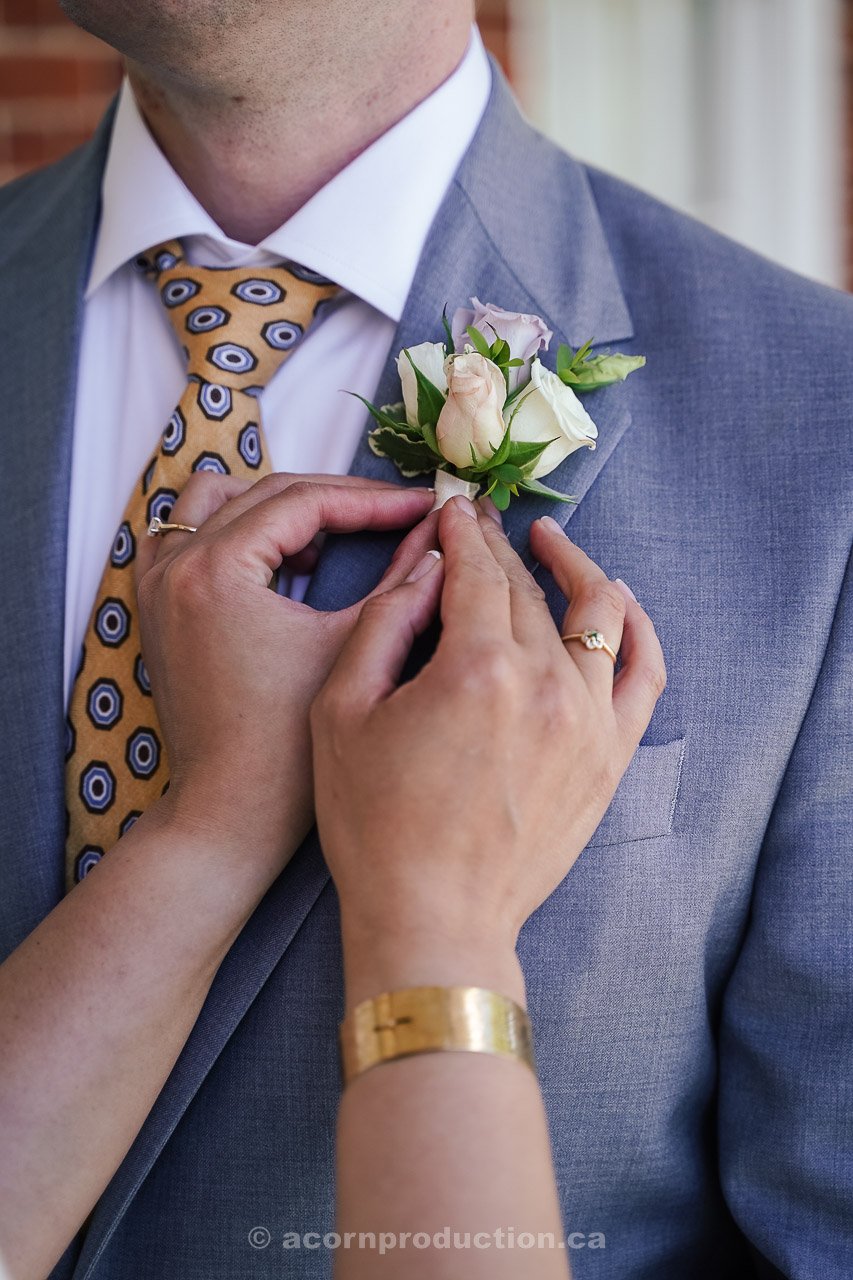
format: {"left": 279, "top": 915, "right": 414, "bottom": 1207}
{"left": 612, "top": 591, "right": 667, "bottom": 747}
{"left": 189, "top": 470, "right": 433, "bottom": 545}
{"left": 318, "top": 550, "right": 444, "bottom": 709}
{"left": 135, "top": 472, "right": 251, "bottom": 588}
{"left": 362, "top": 510, "right": 441, "bottom": 600}
{"left": 529, "top": 515, "right": 626, "bottom": 695}
{"left": 436, "top": 497, "right": 513, "bottom": 648}
{"left": 196, "top": 481, "right": 436, "bottom": 588}
{"left": 476, "top": 509, "right": 564, "bottom": 652}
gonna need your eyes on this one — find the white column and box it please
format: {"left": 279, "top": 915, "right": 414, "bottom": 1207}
{"left": 511, "top": 0, "right": 845, "bottom": 288}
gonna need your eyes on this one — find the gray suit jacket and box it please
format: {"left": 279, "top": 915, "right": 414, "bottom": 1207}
{"left": 1, "top": 67, "right": 851, "bottom": 1279}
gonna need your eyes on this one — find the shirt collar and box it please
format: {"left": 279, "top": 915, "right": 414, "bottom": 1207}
{"left": 87, "top": 26, "right": 492, "bottom": 321}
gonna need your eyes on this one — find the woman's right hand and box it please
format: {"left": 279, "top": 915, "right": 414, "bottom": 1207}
{"left": 311, "top": 498, "right": 667, "bottom": 1006}
{"left": 135, "top": 472, "right": 436, "bottom": 885}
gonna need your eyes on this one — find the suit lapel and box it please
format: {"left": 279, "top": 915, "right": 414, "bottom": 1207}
{"left": 74, "top": 68, "right": 640, "bottom": 1274}
{"left": 0, "top": 115, "right": 113, "bottom": 956}
{"left": 306, "top": 64, "right": 637, "bottom": 609}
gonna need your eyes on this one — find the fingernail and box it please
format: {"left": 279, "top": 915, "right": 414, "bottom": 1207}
{"left": 406, "top": 549, "right": 442, "bottom": 582}
{"left": 451, "top": 496, "right": 478, "bottom": 520}
{"left": 478, "top": 496, "right": 504, "bottom": 526}
{"left": 614, "top": 578, "right": 637, "bottom": 603}
{"left": 539, "top": 515, "right": 566, "bottom": 536}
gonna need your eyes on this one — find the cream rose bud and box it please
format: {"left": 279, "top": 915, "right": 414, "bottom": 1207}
{"left": 511, "top": 358, "right": 598, "bottom": 478}
{"left": 397, "top": 341, "right": 448, "bottom": 428}
{"left": 436, "top": 352, "right": 507, "bottom": 469}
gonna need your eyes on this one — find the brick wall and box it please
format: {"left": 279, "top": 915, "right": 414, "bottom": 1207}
{"left": 0, "top": 0, "right": 120, "bottom": 186}
{"left": 0, "top": 0, "right": 511, "bottom": 188}
{"left": 477, "top": 0, "right": 511, "bottom": 82}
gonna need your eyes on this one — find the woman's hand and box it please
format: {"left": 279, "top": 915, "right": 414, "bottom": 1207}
{"left": 321, "top": 498, "right": 666, "bottom": 1279}
{"left": 136, "top": 471, "right": 436, "bottom": 882}
{"left": 311, "top": 498, "right": 666, "bottom": 1006}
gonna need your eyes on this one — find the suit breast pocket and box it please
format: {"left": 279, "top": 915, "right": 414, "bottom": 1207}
{"left": 585, "top": 736, "right": 686, "bottom": 849}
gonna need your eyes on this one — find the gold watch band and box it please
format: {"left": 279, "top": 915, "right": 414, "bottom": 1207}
{"left": 339, "top": 985, "right": 535, "bottom": 1085}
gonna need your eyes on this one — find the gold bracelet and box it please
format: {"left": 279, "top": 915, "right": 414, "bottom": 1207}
{"left": 339, "top": 985, "right": 535, "bottom": 1086}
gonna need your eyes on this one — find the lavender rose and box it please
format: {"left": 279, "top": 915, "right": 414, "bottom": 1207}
{"left": 452, "top": 298, "right": 553, "bottom": 390}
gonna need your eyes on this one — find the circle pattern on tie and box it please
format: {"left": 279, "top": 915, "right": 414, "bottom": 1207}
{"left": 187, "top": 305, "right": 229, "bottom": 333}
{"left": 162, "top": 409, "right": 186, "bottom": 456}
{"left": 162, "top": 279, "right": 200, "bottom": 308}
{"left": 110, "top": 522, "right": 136, "bottom": 569}
{"left": 80, "top": 762, "right": 116, "bottom": 814}
{"left": 238, "top": 423, "right": 263, "bottom": 469}
{"left": 64, "top": 238, "right": 342, "bottom": 889}
{"left": 134, "top": 655, "right": 152, "bottom": 697}
{"left": 197, "top": 382, "right": 232, "bottom": 420}
{"left": 146, "top": 488, "right": 179, "bottom": 526}
{"left": 120, "top": 811, "right": 142, "bottom": 836}
{"left": 232, "top": 279, "right": 283, "bottom": 305}
{"left": 95, "top": 599, "right": 131, "bottom": 648}
{"left": 126, "top": 728, "right": 161, "bottom": 780}
{"left": 262, "top": 320, "right": 302, "bottom": 351}
{"left": 87, "top": 678, "right": 123, "bottom": 730}
{"left": 192, "top": 451, "right": 230, "bottom": 475}
{"left": 76, "top": 848, "right": 104, "bottom": 879}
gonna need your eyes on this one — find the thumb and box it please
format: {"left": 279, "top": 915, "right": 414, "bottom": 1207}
{"left": 325, "top": 551, "right": 444, "bottom": 707}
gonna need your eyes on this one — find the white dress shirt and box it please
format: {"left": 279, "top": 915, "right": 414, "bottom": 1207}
{"left": 63, "top": 29, "right": 491, "bottom": 706}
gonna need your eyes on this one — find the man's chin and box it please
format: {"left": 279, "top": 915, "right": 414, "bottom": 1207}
{"left": 57, "top": 0, "right": 256, "bottom": 65}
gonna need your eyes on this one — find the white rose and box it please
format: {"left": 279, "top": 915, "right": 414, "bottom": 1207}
{"left": 397, "top": 341, "right": 448, "bottom": 428}
{"left": 510, "top": 358, "right": 598, "bottom": 478}
{"left": 436, "top": 352, "right": 507, "bottom": 470}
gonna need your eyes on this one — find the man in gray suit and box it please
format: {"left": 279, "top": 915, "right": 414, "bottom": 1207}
{"left": 0, "top": 0, "right": 851, "bottom": 1276}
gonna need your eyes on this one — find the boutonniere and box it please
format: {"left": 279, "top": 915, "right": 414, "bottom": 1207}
{"left": 353, "top": 299, "right": 645, "bottom": 510}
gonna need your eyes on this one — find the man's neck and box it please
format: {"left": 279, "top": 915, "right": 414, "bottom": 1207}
{"left": 127, "top": 11, "right": 474, "bottom": 245}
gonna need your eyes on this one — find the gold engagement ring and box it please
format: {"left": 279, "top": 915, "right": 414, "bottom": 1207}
{"left": 561, "top": 629, "right": 618, "bottom": 664}
{"left": 147, "top": 517, "right": 198, "bottom": 538}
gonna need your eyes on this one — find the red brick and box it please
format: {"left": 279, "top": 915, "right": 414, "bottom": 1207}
{"left": 0, "top": 54, "right": 79, "bottom": 96}
{"left": 0, "top": 53, "right": 119, "bottom": 97}
{"left": 11, "top": 128, "right": 90, "bottom": 165}
{"left": 1, "top": 0, "right": 73, "bottom": 25}
{"left": 75, "top": 57, "right": 121, "bottom": 93}
{"left": 479, "top": 20, "right": 509, "bottom": 77}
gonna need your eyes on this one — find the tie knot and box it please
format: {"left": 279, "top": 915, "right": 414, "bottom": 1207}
{"left": 136, "top": 239, "right": 341, "bottom": 390}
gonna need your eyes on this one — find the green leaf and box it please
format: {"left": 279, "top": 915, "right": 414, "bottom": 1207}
{"left": 491, "top": 337, "right": 511, "bottom": 365}
{"left": 441, "top": 306, "right": 455, "bottom": 358}
{"left": 518, "top": 477, "right": 578, "bottom": 504}
{"left": 403, "top": 348, "right": 447, "bottom": 428}
{"left": 349, "top": 392, "right": 420, "bottom": 436}
{"left": 368, "top": 427, "right": 440, "bottom": 477}
{"left": 556, "top": 344, "right": 574, "bottom": 378}
{"left": 506, "top": 438, "right": 555, "bottom": 469}
{"left": 560, "top": 353, "right": 647, "bottom": 390}
{"left": 487, "top": 422, "right": 513, "bottom": 470}
{"left": 492, "top": 463, "right": 524, "bottom": 484}
{"left": 507, "top": 357, "right": 525, "bottom": 368}
{"left": 505, "top": 385, "right": 535, "bottom": 432}
{"left": 465, "top": 325, "right": 493, "bottom": 359}
{"left": 421, "top": 419, "right": 440, "bottom": 455}
{"left": 574, "top": 337, "right": 594, "bottom": 365}
{"left": 504, "top": 379, "right": 531, "bottom": 409}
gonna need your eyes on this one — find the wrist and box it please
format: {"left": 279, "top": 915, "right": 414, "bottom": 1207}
{"left": 156, "top": 781, "right": 309, "bottom": 885}
{"left": 340, "top": 912, "right": 526, "bottom": 1013}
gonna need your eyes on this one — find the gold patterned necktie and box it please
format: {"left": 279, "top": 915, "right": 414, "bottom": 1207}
{"left": 64, "top": 239, "right": 341, "bottom": 889}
